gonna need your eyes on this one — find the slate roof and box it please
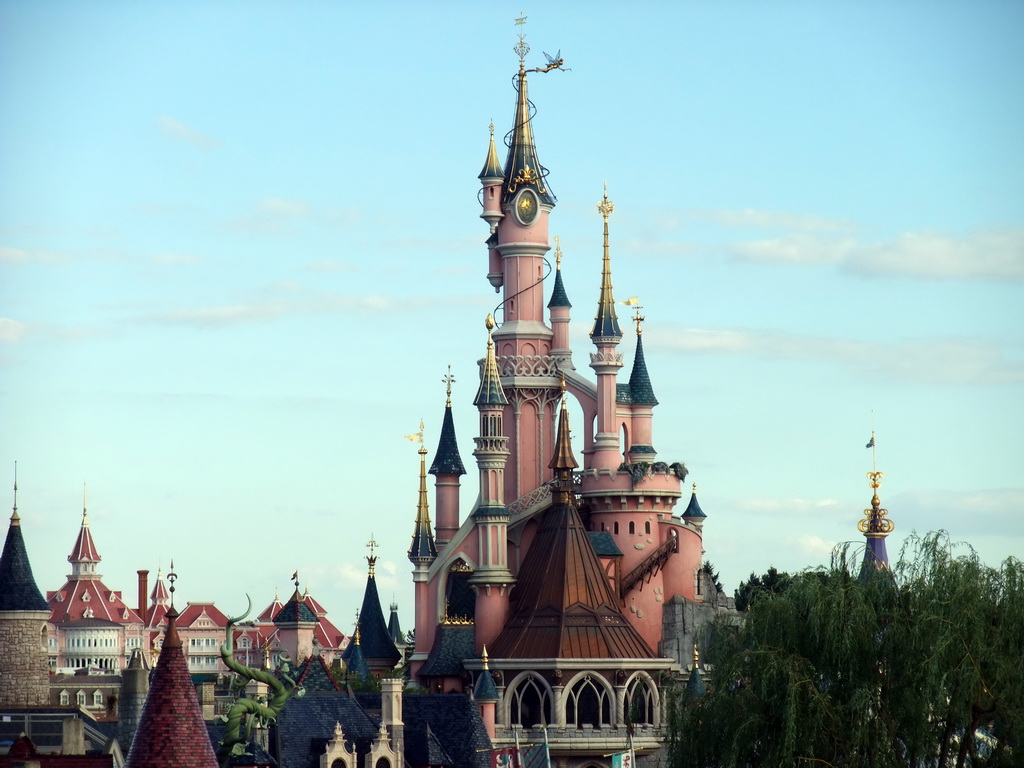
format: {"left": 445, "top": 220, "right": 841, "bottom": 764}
{"left": 354, "top": 573, "right": 400, "bottom": 667}
{"left": 547, "top": 267, "right": 571, "bottom": 309}
{"left": 478, "top": 125, "right": 504, "bottom": 181}
{"left": 274, "top": 693, "right": 378, "bottom": 768}
{"left": 686, "top": 666, "right": 706, "bottom": 697}
{"left": 0, "top": 512, "right": 49, "bottom": 611}
{"left": 274, "top": 590, "right": 317, "bottom": 625}
{"left": 627, "top": 333, "right": 658, "bottom": 405}
{"left": 294, "top": 655, "right": 341, "bottom": 693}
{"left": 419, "top": 624, "right": 476, "bottom": 678}
{"left": 125, "top": 607, "right": 218, "bottom": 768}
{"left": 682, "top": 489, "right": 707, "bottom": 519}
{"left": 587, "top": 531, "right": 622, "bottom": 557}
{"left": 474, "top": 322, "right": 508, "bottom": 407}
{"left": 68, "top": 513, "right": 101, "bottom": 564}
{"left": 473, "top": 667, "right": 498, "bottom": 702}
{"left": 345, "top": 640, "right": 371, "bottom": 681}
{"left": 387, "top": 605, "right": 404, "bottom": 646}
{"left": 429, "top": 405, "right": 467, "bottom": 476}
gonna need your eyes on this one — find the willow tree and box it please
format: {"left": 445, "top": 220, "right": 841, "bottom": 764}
{"left": 669, "top": 533, "right": 1023, "bottom": 768}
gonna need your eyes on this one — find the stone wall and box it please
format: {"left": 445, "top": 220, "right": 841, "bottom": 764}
{"left": 0, "top": 610, "right": 52, "bottom": 707}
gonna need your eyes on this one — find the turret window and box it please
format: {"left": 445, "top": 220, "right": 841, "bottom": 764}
{"left": 629, "top": 522, "right": 635, "bottom": 535}
{"left": 645, "top": 521, "right": 651, "bottom": 534}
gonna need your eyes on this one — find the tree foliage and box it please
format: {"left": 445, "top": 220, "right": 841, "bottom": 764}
{"left": 734, "top": 566, "right": 793, "bottom": 612}
{"left": 669, "top": 533, "right": 1024, "bottom": 768}
{"left": 701, "top": 560, "right": 724, "bottom": 594}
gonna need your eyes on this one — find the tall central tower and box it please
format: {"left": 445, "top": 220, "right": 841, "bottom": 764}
{"left": 479, "top": 29, "right": 563, "bottom": 502}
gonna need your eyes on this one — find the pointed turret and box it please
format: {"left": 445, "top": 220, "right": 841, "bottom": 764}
{"left": 501, "top": 50, "right": 555, "bottom": 209}
{"left": 686, "top": 644, "right": 706, "bottom": 697}
{"left": 355, "top": 540, "right": 401, "bottom": 673}
{"left": 0, "top": 471, "right": 52, "bottom": 707}
{"left": 345, "top": 623, "right": 371, "bottom": 682}
{"left": 388, "top": 602, "right": 404, "bottom": 648}
{"left": 682, "top": 483, "right": 707, "bottom": 522}
{"left": 478, "top": 121, "right": 504, "bottom": 183}
{"left": 430, "top": 369, "right": 466, "bottom": 550}
{"left": 125, "top": 604, "right": 218, "bottom": 768}
{"left": 628, "top": 326, "right": 658, "bottom": 406}
{"left": 408, "top": 437, "right": 438, "bottom": 563}
{"left": 68, "top": 488, "right": 101, "bottom": 579}
{"left": 474, "top": 315, "right": 508, "bottom": 408}
{"left": 590, "top": 187, "right": 622, "bottom": 342}
{"left": 859, "top": 470, "right": 894, "bottom": 577}
{"left": 0, "top": 479, "right": 49, "bottom": 612}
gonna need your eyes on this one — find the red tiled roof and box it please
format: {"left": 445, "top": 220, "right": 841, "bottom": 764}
{"left": 176, "top": 602, "right": 230, "bottom": 628}
{"left": 256, "top": 598, "right": 283, "bottom": 622}
{"left": 125, "top": 607, "right": 219, "bottom": 768}
{"left": 68, "top": 518, "right": 100, "bottom": 563}
{"left": 303, "top": 592, "right": 328, "bottom": 617}
{"left": 48, "top": 579, "right": 143, "bottom": 625}
{"left": 314, "top": 615, "right": 346, "bottom": 649}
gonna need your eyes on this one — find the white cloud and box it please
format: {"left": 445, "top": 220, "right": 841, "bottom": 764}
{"left": 156, "top": 117, "right": 221, "bottom": 149}
{"left": 0, "top": 245, "right": 72, "bottom": 263}
{"left": 730, "top": 228, "right": 1024, "bottom": 280}
{"left": 796, "top": 534, "right": 836, "bottom": 558}
{"left": 649, "top": 327, "right": 1024, "bottom": 385}
{"left": 0, "top": 318, "right": 27, "bottom": 344}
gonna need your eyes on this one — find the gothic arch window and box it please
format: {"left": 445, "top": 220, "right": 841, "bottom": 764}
{"left": 443, "top": 559, "right": 475, "bottom": 624}
{"left": 375, "top": 760, "right": 391, "bottom": 768}
{"left": 565, "top": 673, "right": 612, "bottom": 729}
{"left": 629, "top": 521, "right": 635, "bottom": 535}
{"left": 331, "top": 761, "right": 346, "bottom": 768}
{"left": 614, "top": 522, "right": 619, "bottom": 535}
{"left": 625, "top": 673, "right": 658, "bottom": 727}
{"left": 645, "top": 521, "right": 651, "bottom": 534}
{"left": 507, "top": 672, "right": 553, "bottom": 728}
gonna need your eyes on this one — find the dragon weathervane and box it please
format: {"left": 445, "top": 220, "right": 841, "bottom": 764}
{"left": 515, "top": 15, "right": 569, "bottom": 73}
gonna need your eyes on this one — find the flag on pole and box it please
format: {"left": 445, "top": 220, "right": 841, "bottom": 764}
{"left": 611, "top": 752, "right": 634, "bottom": 768}
{"left": 866, "top": 435, "right": 875, "bottom": 449}
{"left": 491, "top": 748, "right": 519, "bottom": 768}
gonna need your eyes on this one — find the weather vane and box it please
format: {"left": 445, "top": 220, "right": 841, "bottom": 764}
{"left": 597, "top": 182, "right": 614, "bottom": 219}
{"left": 404, "top": 420, "right": 425, "bottom": 445}
{"left": 620, "top": 296, "right": 643, "bottom": 333}
{"left": 514, "top": 14, "right": 569, "bottom": 73}
{"left": 442, "top": 365, "right": 456, "bottom": 407}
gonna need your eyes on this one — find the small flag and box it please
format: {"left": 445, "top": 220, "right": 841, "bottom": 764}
{"left": 620, "top": 296, "right": 639, "bottom": 306}
{"left": 865, "top": 436, "right": 875, "bottom": 449}
{"left": 491, "top": 748, "right": 519, "bottom": 768}
{"left": 611, "top": 752, "right": 634, "bottom": 768}
{"left": 519, "top": 744, "right": 549, "bottom": 768}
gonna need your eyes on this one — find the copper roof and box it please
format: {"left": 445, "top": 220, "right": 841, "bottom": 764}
{"left": 488, "top": 500, "right": 655, "bottom": 660}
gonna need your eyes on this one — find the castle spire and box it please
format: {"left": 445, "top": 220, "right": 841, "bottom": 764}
{"left": 68, "top": 485, "right": 101, "bottom": 578}
{"left": 407, "top": 421, "right": 438, "bottom": 563}
{"left": 858, "top": 469, "right": 894, "bottom": 576}
{"left": 548, "top": 381, "right": 579, "bottom": 506}
{"left": 478, "top": 121, "right": 504, "bottom": 182}
{"left": 502, "top": 21, "right": 555, "bottom": 208}
{"left": 625, "top": 300, "right": 658, "bottom": 405}
{"left": 547, "top": 237, "right": 571, "bottom": 310}
{"left": 591, "top": 184, "right": 622, "bottom": 342}
{"left": 474, "top": 315, "right": 508, "bottom": 407}
{"left": 0, "top": 471, "right": 49, "bottom": 612}
{"left": 430, "top": 367, "right": 467, "bottom": 477}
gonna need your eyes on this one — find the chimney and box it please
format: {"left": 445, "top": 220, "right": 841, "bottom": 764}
{"left": 137, "top": 570, "right": 149, "bottom": 625}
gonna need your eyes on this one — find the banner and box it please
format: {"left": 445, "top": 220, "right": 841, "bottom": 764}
{"left": 611, "top": 751, "right": 634, "bottom": 768}
{"left": 491, "top": 748, "right": 519, "bottom": 768}
{"left": 519, "top": 744, "right": 550, "bottom": 768}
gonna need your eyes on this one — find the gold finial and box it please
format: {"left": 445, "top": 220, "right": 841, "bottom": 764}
{"left": 692, "top": 643, "right": 700, "bottom": 669}
{"left": 597, "top": 182, "right": 614, "bottom": 219}
{"left": 485, "top": 313, "right": 495, "bottom": 332}
{"left": 692, "top": 482, "right": 698, "bottom": 494}
{"left": 859, "top": 471, "right": 894, "bottom": 536}
{"left": 292, "top": 570, "right": 300, "bottom": 590}
{"left": 554, "top": 236, "right": 562, "bottom": 269}
{"left": 620, "top": 296, "right": 643, "bottom": 334}
{"left": 366, "top": 536, "right": 378, "bottom": 577}
{"left": 443, "top": 365, "right": 456, "bottom": 407}
{"left": 481, "top": 645, "right": 490, "bottom": 670}
{"left": 353, "top": 610, "right": 362, "bottom": 644}
{"left": 514, "top": 15, "right": 529, "bottom": 70}
{"left": 489, "top": 121, "right": 494, "bottom": 138}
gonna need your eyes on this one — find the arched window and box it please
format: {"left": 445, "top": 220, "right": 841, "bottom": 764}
{"left": 628, "top": 521, "right": 635, "bottom": 535}
{"left": 625, "top": 675, "right": 657, "bottom": 726}
{"left": 375, "top": 759, "right": 391, "bottom": 768}
{"left": 509, "top": 674, "right": 553, "bottom": 728}
{"left": 566, "top": 674, "right": 611, "bottom": 728}
{"left": 614, "top": 522, "right": 619, "bottom": 535}
{"left": 644, "top": 521, "right": 651, "bottom": 534}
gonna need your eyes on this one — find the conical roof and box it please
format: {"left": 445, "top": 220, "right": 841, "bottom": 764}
{"left": 474, "top": 316, "right": 508, "bottom": 407}
{"left": 356, "top": 561, "right": 401, "bottom": 667}
{"left": 69, "top": 507, "right": 101, "bottom": 566}
{"left": 547, "top": 264, "right": 571, "bottom": 309}
{"left": 125, "top": 607, "right": 218, "bottom": 768}
{"left": 590, "top": 189, "right": 622, "bottom": 342}
{"left": 409, "top": 445, "right": 438, "bottom": 562}
{"left": 478, "top": 123, "right": 504, "bottom": 181}
{"left": 627, "top": 332, "right": 658, "bottom": 405}
{"left": 501, "top": 68, "right": 555, "bottom": 207}
{"left": 0, "top": 510, "right": 49, "bottom": 611}
{"left": 387, "top": 602, "right": 404, "bottom": 646}
{"left": 429, "top": 404, "right": 466, "bottom": 476}
{"left": 859, "top": 471, "right": 894, "bottom": 578}
{"left": 274, "top": 588, "right": 317, "bottom": 625}
{"left": 682, "top": 485, "right": 706, "bottom": 519}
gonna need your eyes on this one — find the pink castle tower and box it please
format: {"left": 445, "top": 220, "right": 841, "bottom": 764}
{"left": 411, "top": 27, "right": 720, "bottom": 720}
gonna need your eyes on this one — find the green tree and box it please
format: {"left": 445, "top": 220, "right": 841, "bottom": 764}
{"left": 734, "top": 566, "right": 793, "bottom": 611}
{"left": 701, "top": 560, "right": 724, "bottom": 593}
{"left": 669, "top": 533, "right": 1024, "bottom": 768}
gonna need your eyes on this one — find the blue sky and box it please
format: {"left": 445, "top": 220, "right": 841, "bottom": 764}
{"left": 2, "top": 2, "right": 1022, "bottom": 630}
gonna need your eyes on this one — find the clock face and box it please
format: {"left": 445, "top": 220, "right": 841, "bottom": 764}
{"left": 515, "top": 189, "right": 538, "bottom": 226}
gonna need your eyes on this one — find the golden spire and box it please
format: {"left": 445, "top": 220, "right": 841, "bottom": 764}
{"left": 475, "top": 315, "right": 508, "bottom": 406}
{"left": 620, "top": 296, "right": 643, "bottom": 334}
{"left": 859, "top": 471, "right": 894, "bottom": 537}
{"left": 353, "top": 610, "right": 362, "bottom": 645}
{"left": 548, "top": 377, "right": 579, "bottom": 502}
{"left": 514, "top": 15, "right": 529, "bottom": 71}
{"left": 554, "top": 236, "right": 562, "bottom": 269}
{"left": 82, "top": 482, "right": 88, "bottom": 525}
{"left": 591, "top": 184, "right": 622, "bottom": 340}
{"left": 481, "top": 644, "right": 490, "bottom": 670}
{"left": 692, "top": 643, "right": 700, "bottom": 670}
{"left": 407, "top": 419, "right": 438, "bottom": 561}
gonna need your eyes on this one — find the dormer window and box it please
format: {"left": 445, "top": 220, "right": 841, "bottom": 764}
{"left": 81, "top": 592, "right": 90, "bottom": 602}
{"left": 109, "top": 592, "right": 116, "bottom": 602}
